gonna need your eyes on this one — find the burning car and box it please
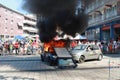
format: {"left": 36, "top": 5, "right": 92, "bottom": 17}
{"left": 41, "top": 39, "right": 77, "bottom": 68}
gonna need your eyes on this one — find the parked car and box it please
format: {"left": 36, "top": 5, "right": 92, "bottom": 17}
{"left": 70, "top": 44, "right": 103, "bottom": 63}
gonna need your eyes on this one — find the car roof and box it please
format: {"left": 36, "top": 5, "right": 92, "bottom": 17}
{"left": 78, "top": 44, "right": 98, "bottom": 46}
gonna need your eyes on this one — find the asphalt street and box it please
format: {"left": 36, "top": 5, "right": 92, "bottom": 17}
{"left": 0, "top": 54, "right": 120, "bottom": 80}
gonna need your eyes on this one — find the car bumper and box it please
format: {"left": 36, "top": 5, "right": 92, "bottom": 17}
{"left": 72, "top": 55, "right": 80, "bottom": 61}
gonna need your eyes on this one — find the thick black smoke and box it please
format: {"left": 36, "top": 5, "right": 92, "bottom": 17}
{"left": 23, "top": 0, "right": 77, "bottom": 17}
{"left": 23, "top": 0, "right": 88, "bottom": 42}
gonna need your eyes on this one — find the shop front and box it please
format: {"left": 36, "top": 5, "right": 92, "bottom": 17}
{"left": 85, "top": 26, "right": 100, "bottom": 41}
{"left": 86, "top": 21, "right": 120, "bottom": 41}
{"left": 101, "top": 23, "right": 120, "bottom": 41}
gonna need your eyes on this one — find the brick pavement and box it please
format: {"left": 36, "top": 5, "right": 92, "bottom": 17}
{"left": 0, "top": 54, "right": 119, "bottom": 80}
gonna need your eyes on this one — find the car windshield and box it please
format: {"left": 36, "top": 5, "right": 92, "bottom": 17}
{"left": 73, "top": 45, "right": 87, "bottom": 50}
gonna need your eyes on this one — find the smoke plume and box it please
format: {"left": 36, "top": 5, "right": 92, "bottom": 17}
{"left": 23, "top": 0, "right": 88, "bottom": 42}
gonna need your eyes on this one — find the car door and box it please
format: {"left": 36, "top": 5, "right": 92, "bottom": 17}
{"left": 91, "top": 45, "right": 100, "bottom": 59}
{"left": 84, "top": 45, "right": 94, "bottom": 60}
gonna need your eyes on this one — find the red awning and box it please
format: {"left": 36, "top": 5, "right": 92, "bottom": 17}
{"left": 102, "top": 26, "right": 110, "bottom": 30}
{"left": 114, "top": 24, "right": 120, "bottom": 28}
{"left": 102, "top": 24, "right": 120, "bottom": 30}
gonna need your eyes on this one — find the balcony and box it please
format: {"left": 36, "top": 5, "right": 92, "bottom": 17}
{"left": 23, "top": 20, "right": 36, "bottom": 26}
{"left": 23, "top": 26, "right": 38, "bottom": 33}
{"left": 88, "top": 10, "right": 118, "bottom": 26}
{"left": 85, "top": 0, "right": 117, "bottom": 14}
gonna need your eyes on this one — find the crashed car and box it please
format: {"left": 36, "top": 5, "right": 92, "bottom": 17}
{"left": 70, "top": 44, "right": 103, "bottom": 63}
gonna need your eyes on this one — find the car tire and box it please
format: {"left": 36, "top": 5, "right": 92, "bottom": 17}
{"left": 79, "top": 56, "right": 85, "bottom": 63}
{"left": 98, "top": 54, "right": 103, "bottom": 61}
{"left": 41, "top": 54, "right": 44, "bottom": 62}
{"left": 47, "top": 57, "right": 53, "bottom": 66}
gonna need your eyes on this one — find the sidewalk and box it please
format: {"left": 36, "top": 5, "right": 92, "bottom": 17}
{"left": 103, "top": 52, "right": 120, "bottom": 59}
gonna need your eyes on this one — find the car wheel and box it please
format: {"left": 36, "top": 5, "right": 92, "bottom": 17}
{"left": 47, "top": 57, "right": 53, "bottom": 66}
{"left": 41, "top": 54, "right": 44, "bottom": 62}
{"left": 98, "top": 54, "right": 103, "bottom": 61}
{"left": 79, "top": 56, "right": 85, "bottom": 63}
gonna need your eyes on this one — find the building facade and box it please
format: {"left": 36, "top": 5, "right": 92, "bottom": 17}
{"left": 23, "top": 14, "right": 38, "bottom": 39}
{"left": 0, "top": 4, "right": 38, "bottom": 40}
{"left": 85, "top": 0, "right": 120, "bottom": 41}
{"left": 0, "top": 4, "right": 24, "bottom": 40}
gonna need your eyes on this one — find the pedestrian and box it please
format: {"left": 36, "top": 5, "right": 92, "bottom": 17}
{"left": 14, "top": 40, "right": 19, "bottom": 55}
{"left": 24, "top": 43, "right": 28, "bottom": 55}
{"left": 108, "top": 41, "right": 113, "bottom": 53}
{"left": 70, "top": 41, "right": 77, "bottom": 48}
{"left": 9, "top": 43, "right": 13, "bottom": 55}
{"left": 0, "top": 42, "right": 3, "bottom": 55}
{"left": 32, "top": 40, "right": 37, "bottom": 54}
{"left": 4, "top": 41, "right": 10, "bottom": 55}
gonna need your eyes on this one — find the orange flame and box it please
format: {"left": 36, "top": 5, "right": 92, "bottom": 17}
{"left": 43, "top": 40, "right": 66, "bottom": 53}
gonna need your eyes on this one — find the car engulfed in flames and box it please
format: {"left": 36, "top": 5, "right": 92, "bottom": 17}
{"left": 43, "top": 39, "right": 66, "bottom": 53}
{"left": 40, "top": 39, "right": 77, "bottom": 68}
{"left": 41, "top": 39, "right": 67, "bottom": 65}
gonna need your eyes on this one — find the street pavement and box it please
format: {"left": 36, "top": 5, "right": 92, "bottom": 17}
{"left": 0, "top": 53, "right": 120, "bottom": 80}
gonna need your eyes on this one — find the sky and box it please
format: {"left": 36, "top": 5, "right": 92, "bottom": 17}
{"left": 0, "top": 0, "right": 27, "bottom": 14}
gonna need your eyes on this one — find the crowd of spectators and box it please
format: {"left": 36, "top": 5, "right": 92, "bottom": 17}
{"left": 70, "top": 39, "right": 120, "bottom": 54}
{"left": 1, "top": 38, "right": 120, "bottom": 55}
{"left": 0, "top": 39, "right": 42, "bottom": 55}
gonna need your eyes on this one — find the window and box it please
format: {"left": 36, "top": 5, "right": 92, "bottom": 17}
{"left": 11, "top": 20, "right": 13, "bottom": 24}
{"left": 11, "top": 36, "right": 14, "bottom": 38}
{"left": 5, "top": 35, "right": 9, "bottom": 38}
{"left": 11, "top": 28, "right": 13, "bottom": 32}
{"left": 74, "top": 45, "right": 87, "bottom": 50}
{"left": 5, "top": 27, "right": 8, "bottom": 32}
{"left": 0, "top": 35, "right": 4, "bottom": 38}
{"left": 92, "top": 45, "right": 99, "bottom": 50}
{"left": 74, "top": 46, "right": 80, "bottom": 50}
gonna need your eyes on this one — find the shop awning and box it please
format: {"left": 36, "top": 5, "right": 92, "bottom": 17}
{"left": 114, "top": 24, "right": 120, "bottom": 28}
{"left": 102, "top": 24, "right": 120, "bottom": 30}
{"left": 102, "top": 26, "right": 110, "bottom": 30}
